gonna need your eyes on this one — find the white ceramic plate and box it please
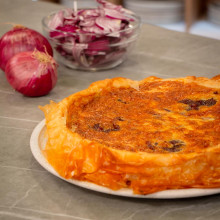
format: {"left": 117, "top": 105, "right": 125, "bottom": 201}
{"left": 30, "top": 120, "right": 220, "bottom": 199}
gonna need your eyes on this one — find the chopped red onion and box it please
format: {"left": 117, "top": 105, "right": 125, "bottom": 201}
{"left": 104, "top": 8, "right": 129, "bottom": 20}
{"left": 82, "top": 25, "right": 108, "bottom": 35}
{"left": 48, "top": 10, "right": 64, "bottom": 30}
{"left": 79, "top": 19, "right": 96, "bottom": 27}
{"left": 79, "top": 9, "right": 100, "bottom": 18}
{"left": 88, "top": 39, "right": 109, "bottom": 51}
{"left": 46, "top": 0, "right": 139, "bottom": 69}
{"left": 97, "top": 0, "right": 122, "bottom": 11}
{"left": 96, "top": 16, "right": 121, "bottom": 32}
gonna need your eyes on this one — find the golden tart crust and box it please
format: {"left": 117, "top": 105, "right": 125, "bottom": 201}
{"left": 40, "top": 75, "right": 220, "bottom": 194}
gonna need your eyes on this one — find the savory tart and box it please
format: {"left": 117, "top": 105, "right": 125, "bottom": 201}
{"left": 40, "top": 75, "right": 220, "bottom": 194}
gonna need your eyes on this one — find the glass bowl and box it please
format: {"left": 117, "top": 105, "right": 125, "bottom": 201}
{"left": 42, "top": 10, "right": 141, "bottom": 71}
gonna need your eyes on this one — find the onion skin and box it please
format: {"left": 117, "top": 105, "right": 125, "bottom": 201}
{"left": 0, "top": 26, "right": 53, "bottom": 71}
{"left": 5, "top": 51, "right": 57, "bottom": 97}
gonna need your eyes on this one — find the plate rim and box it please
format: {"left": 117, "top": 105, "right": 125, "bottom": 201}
{"left": 30, "top": 119, "right": 220, "bottom": 199}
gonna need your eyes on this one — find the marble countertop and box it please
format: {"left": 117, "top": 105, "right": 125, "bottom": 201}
{"left": 1, "top": 0, "right": 220, "bottom": 219}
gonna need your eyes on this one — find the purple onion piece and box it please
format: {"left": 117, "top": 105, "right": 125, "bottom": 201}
{"left": 48, "top": 10, "right": 64, "bottom": 30}
{"left": 95, "top": 17, "right": 121, "bottom": 32}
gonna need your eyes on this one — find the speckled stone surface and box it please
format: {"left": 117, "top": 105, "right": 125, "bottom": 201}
{"left": 1, "top": 0, "right": 220, "bottom": 219}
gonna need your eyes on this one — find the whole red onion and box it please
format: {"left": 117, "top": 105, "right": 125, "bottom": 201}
{"left": 5, "top": 50, "right": 58, "bottom": 97}
{"left": 0, "top": 25, "right": 53, "bottom": 71}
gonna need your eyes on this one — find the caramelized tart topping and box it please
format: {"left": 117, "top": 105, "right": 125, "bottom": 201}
{"left": 67, "top": 80, "right": 220, "bottom": 153}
